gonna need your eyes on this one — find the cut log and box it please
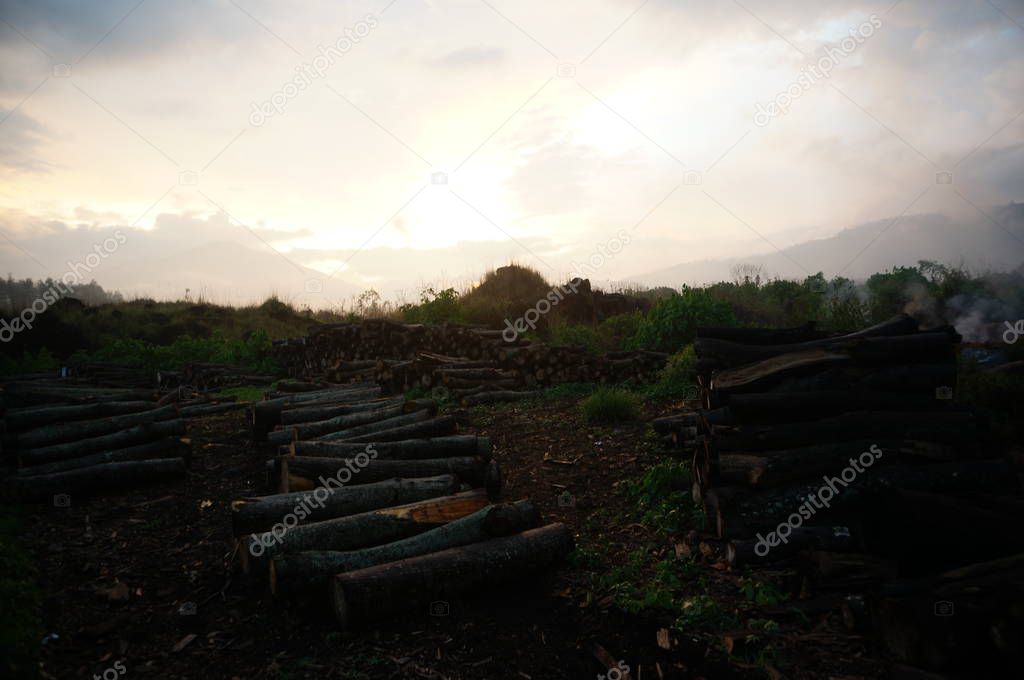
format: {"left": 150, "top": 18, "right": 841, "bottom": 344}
{"left": 252, "top": 387, "right": 382, "bottom": 436}
{"left": 710, "top": 349, "right": 850, "bottom": 393}
{"left": 4, "top": 458, "right": 186, "bottom": 503}
{"left": 312, "top": 408, "right": 436, "bottom": 443}
{"left": 331, "top": 416, "right": 458, "bottom": 443}
{"left": 11, "top": 404, "right": 178, "bottom": 449}
{"left": 269, "top": 499, "right": 539, "bottom": 593}
{"left": 727, "top": 525, "right": 859, "bottom": 567}
{"left": 3, "top": 400, "right": 157, "bottom": 431}
{"left": 274, "top": 456, "right": 493, "bottom": 492}
{"left": 284, "top": 435, "right": 491, "bottom": 461}
{"left": 13, "top": 437, "right": 189, "bottom": 476}
{"left": 177, "top": 401, "right": 248, "bottom": 417}
{"left": 268, "top": 400, "right": 435, "bottom": 445}
{"left": 280, "top": 397, "right": 406, "bottom": 425}
{"left": 723, "top": 391, "right": 958, "bottom": 422}
{"left": 230, "top": 474, "right": 460, "bottom": 536}
{"left": 19, "top": 419, "right": 187, "bottom": 466}
{"left": 330, "top": 522, "right": 574, "bottom": 629}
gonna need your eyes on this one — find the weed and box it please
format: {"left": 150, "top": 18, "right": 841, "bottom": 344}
{"left": 580, "top": 387, "right": 640, "bottom": 425}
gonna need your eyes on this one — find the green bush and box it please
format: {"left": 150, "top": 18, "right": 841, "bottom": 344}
{"left": 400, "top": 287, "right": 462, "bottom": 324}
{"left": 647, "top": 345, "right": 697, "bottom": 399}
{"left": 580, "top": 387, "right": 640, "bottom": 424}
{"left": 549, "top": 323, "right": 603, "bottom": 355}
{"left": 69, "top": 329, "right": 278, "bottom": 374}
{"left": 630, "top": 286, "right": 736, "bottom": 353}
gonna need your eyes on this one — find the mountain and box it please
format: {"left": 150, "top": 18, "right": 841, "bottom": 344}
{"left": 635, "top": 204, "right": 1024, "bottom": 286}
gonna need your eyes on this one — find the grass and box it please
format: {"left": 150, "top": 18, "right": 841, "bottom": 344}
{"left": 580, "top": 387, "right": 640, "bottom": 425}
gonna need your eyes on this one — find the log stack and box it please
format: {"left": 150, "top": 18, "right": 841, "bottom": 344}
{"left": 660, "top": 314, "right": 1024, "bottom": 674}
{"left": 271, "top": 319, "right": 668, "bottom": 396}
{"left": 0, "top": 379, "right": 193, "bottom": 502}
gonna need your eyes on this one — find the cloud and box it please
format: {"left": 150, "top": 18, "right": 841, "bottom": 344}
{"left": 0, "top": 109, "right": 52, "bottom": 174}
{"left": 431, "top": 46, "right": 505, "bottom": 68}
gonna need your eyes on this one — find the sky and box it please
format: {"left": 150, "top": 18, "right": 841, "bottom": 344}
{"left": 0, "top": 0, "right": 1022, "bottom": 306}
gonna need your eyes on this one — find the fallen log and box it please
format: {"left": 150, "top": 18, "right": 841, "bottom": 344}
{"left": 722, "top": 391, "right": 958, "bottom": 422}
{"left": 19, "top": 419, "right": 187, "bottom": 466}
{"left": 330, "top": 522, "right": 574, "bottom": 629}
{"left": 280, "top": 397, "right": 406, "bottom": 425}
{"left": 459, "top": 390, "right": 539, "bottom": 407}
{"left": 274, "top": 455, "right": 494, "bottom": 492}
{"left": 4, "top": 458, "right": 186, "bottom": 503}
{"left": 284, "top": 435, "right": 491, "bottom": 461}
{"left": 231, "top": 474, "right": 460, "bottom": 536}
{"left": 269, "top": 400, "right": 435, "bottom": 445}
{"left": 269, "top": 499, "right": 538, "bottom": 593}
{"left": 252, "top": 387, "right": 382, "bottom": 436}
{"left": 177, "top": 401, "right": 248, "bottom": 417}
{"left": 710, "top": 349, "right": 851, "bottom": 393}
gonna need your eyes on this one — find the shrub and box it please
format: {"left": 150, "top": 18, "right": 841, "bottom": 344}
{"left": 549, "top": 323, "right": 603, "bottom": 355}
{"left": 630, "top": 286, "right": 735, "bottom": 353}
{"left": 580, "top": 387, "right": 640, "bottom": 424}
{"left": 647, "top": 345, "right": 697, "bottom": 399}
{"left": 400, "top": 287, "right": 462, "bottom": 324}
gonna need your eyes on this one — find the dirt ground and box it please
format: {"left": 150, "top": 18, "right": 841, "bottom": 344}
{"left": 18, "top": 396, "right": 890, "bottom": 680}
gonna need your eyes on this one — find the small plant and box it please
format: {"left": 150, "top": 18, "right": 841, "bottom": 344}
{"left": 646, "top": 344, "right": 697, "bottom": 399}
{"left": 674, "top": 594, "right": 735, "bottom": 633}
{"left": 624, "top": 461, "right": 702, "bottom": 534}
{"left": 739, "top": 577, "right": 787, "bottom": 606}
{"left": 580, "top": 387, "right": 640, "bottom": 424}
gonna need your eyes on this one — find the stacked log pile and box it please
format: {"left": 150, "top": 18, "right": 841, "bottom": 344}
{"left": 272, "top": 320, "right": 667, "bottom": 399}
{"left": 179, "top": 362, "right": 276, "bottom": 391}
{"left": 656, "top": 314, "right": 1024, "bottom": 674}
{"left": 0, "top": 380, "right": 191, "bottom": 502}
{"left": 236, "top": 381, "right": 570, "bottom": 626}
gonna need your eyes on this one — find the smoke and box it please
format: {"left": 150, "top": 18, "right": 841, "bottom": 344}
{"left": 901, "top": 269, "right": 1024, "bottom": 343}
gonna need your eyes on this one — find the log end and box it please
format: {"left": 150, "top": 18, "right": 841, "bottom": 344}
{"left": 331, "top": 576, "right": 354, "bottom": 630}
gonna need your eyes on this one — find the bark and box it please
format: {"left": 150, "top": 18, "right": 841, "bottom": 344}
{"left": 268, "top": 400, "right": 436, "bottom": 445}
{"left": 230, "top": 474, "right": 460, "bottom": 536}
{"left": 252, "top": 387, "right": 382, "bottom": 436}
{"left": 177, "top": 401, "right": 248, "bottom": 417}
{"left": 14, "top": 437, "right": 188, "bottom": 476}
{"left": 11, "top": 404, "right": 179, "bottom": 450}
{"left": 274, "top": 455, "right": 492, "bottom": 493}
{"left": 722, "top": 391, "right": 959, "bottom": 422}
{"left": 4, "top": 458, "right": 186, "bottom": 503}
{"left": 710, "top": 349, "right": 851, "bottom": 393}
{"left": 330, "top": 522, "right": 574, "bottom": 629}
{"left": 269, "top": 499, "right": 538, "bottom": 593}
{"left": 280, "top": 397, "right": 406, "bottom": 425}
{"left": 19, "top": 419, "right": 187, "bottom": 466}
{"left": 284, "top": 435, "right": 491, "bottom": 461}
{"left": 313, "top": 408, "right": 436, "bottom": 443}
{"left": 3, "top": 400, "right": 156, "bottom": 431}
{"left": 334, "top": 416, "right": 458, "bottom": 443}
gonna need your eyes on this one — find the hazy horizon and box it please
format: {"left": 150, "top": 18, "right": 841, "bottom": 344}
{"left": 2, "top": 0, "right": 1022, "bottom": 307}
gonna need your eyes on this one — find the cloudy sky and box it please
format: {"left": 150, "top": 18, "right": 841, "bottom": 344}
{"left": 1, "top": 0, "right": 1022, "bottom": 306}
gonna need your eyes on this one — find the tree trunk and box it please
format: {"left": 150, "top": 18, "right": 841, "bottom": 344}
{"left": 722, "top": 391, "right": 959, "bottom": 422}
{"left": 313, "top": 408, "right": 436, "bottom": 443}
{"left": 10, "top": 404, "right": 179, "bottom": 449}
{"left": 269, "top": 400, "right": 436, "bottom": 445}
{"left": 230, "top": 474, "right": 460, "bottom": 536}
{"left": 331, "top": 416, "right": 458, "bottom": 443}
{"left": 19, "top": 419, "right": 187, "bottom": 466}
{"left": 269, "top": 500, "right": 538, "bottom": 593}
{"left": 4, "top": 458, "right": 186, "bottom": 503}
{"left": 178, "top": 401, "right": 248, "bottom": 417}
{"left": 330, "top": 522, "right": 573, "bottom": 629}
{"left": 14, "top": 437, "right": 189, "bottom": 476}
{"left": 284, "top": 435, "right": 491, "bottom": 461}
{"left": 252, "top": 387, "right": 382, "bottom": 437}
{"left": 280, "top": 397, "right": 406, "bottom": 425}
{"left": 275, "top": 456, "right": 493, "bottom": 492}
{"left": 3, "top": 400, "right": 157, "bottom": 431}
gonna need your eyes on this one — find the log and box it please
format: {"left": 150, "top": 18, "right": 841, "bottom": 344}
{"left": 269, "top": 500, "right": 539, "bottom": 594}
{"left": 284, "top": 435, "right": 491, "bottom": 461}
{"left": 274, "top": 456, "right": 493, "bottom": 492}
{"left": 330, "top": 522, "right": 574, "bottom": 629}
{"left": 313, "top": 408, "right": 436, "bottom": 443}
{"left": 727, "top": 525, "right": 859, "bottom": 567}
{"left": 3, "top": 400, "right": 157, "bottom": 431}
{"left": 230, "top": 474, "right": 460, "bottom": 536}
{"left": 696, "top": 322, "right": 828, "bottom": 344}
{"left": 18, "top": 419, "right": 187, "bottom": 466}
{"left": 177, "top": 401, "right": 248, "bottom": 417}
{"left": 710, "top": 349, "right": 850, "bottom": 393}
{"left": 13, "top": 437, "right": 189, "bottom": 476}
{"left": 252, "top": 387, "right": 382, "bottom": 436}
{"left": 268, "top": 400, "right": 435, "bottom": 444}
{"left": 11, "top": 404, "right": 179, "bottom": 450}
{"left": 4, "top": 458, "right": 186, "bottom": 503}
{"left": 280, "top": 397, "right": 406, "bottom": 425}
{"left": 327, "top": 416, "right": 458, "bottom": 443}
{"left": 723, "top": 391, "right": 958, "bottom": 422}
